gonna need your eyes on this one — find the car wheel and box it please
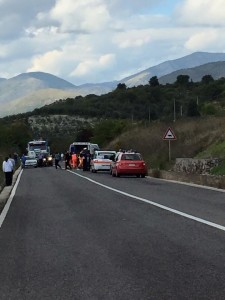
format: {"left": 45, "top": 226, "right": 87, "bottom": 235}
{"left": 136, "top": 174, "right": 141, "bottom": 178}
{"left": 141, "top": 174, "right": 145, "bottom": 178}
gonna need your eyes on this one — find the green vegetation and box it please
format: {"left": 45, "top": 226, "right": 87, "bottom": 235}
{"left": 2, "top": 74, "right": 225, "bottom": 187}
{"left": 31, "top": 75, "right": 225, "bottom": 121}
{"left": 210, "top": 162, "right": 225, "bottom": 176}
{"left": 196, "top": 141, "right": 225, "bottom": 159}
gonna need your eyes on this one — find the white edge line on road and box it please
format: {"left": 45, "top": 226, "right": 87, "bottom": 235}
{"left": 0, "top": 169, "right": 23, "bottom": 228}
{"left": 69, "top": 170, "right": 225, "bottom": 232}
{"left": 149, "top": 176, "right": 225, "bottom": 192}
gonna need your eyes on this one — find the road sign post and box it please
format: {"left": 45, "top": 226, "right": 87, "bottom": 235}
{"left": 163, "top": 127, "right": 177, "bottom": 161}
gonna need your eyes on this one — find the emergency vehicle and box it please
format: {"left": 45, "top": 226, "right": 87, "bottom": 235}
{"left": 69, "top": 142, "right": 100, "bottom": 156}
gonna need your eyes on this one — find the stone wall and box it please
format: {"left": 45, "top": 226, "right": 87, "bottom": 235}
{"left": 158, "top": 170, "right": 225, "bottom": 189}
{"left": 149, "top": 158, "right": 225, "bottom": 190}
{"left": 173, "top": 158, "right": 219, "bottom": 174}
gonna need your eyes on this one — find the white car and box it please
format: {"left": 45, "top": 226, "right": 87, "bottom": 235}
{"left": 90, "top": 151, "right": 116, "bottom": 173}
{"left": 24, "top": 156, "right": 38, "bottom": 168}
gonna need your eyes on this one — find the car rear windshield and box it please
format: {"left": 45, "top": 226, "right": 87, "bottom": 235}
{"left": 121, "top": 154, "right": 141, "bottom": 161}
{"left": 97, "top": 153, "right": 115, "bottom": 159}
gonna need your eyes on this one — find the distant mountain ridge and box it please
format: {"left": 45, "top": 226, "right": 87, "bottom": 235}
{"left": 1, "top": 51, "right": 225, "bottom": 117}
{"left": 159, "top": 61, "right": 225, "bottom": 84}
{"left": 122, "top": 52, "right": 225, "bottom": 87}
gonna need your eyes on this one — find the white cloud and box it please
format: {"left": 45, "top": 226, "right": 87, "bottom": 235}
{"left": 50, "top": 0, "right": 111, "bottom": 33}
{"left": 27, "top": 50, "right": 64, "bottom": 75}
{"left": 71, "top": 53, "right": 116, "bottom": 77}
{"left": 0, "top": 0, "right": 225, "bottom": 84}
{"left": 185, "top": 29, "right": 219, "bottom": 51}
{"left": 176, "top": 0, "right": 225, "bottom": 26}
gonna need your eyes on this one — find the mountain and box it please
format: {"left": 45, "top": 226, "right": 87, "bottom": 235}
{"left": 0, "top": 72, "right": 76, "bottom": 103}
{"left": 159, "top": 61, "right": 225, "bottom": 84}
{"left": 1, "top": 51, "right": 225, "bottom": 117}
{"left": 0, "top": 72, "right": 118, "bottom": 117}
{"left": 121, "top": 52, "right": 225, "bottom": 87}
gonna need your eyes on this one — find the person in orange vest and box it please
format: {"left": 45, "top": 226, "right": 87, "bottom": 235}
{"left": 71, "top": 152, "right": 77, "bottom": 169}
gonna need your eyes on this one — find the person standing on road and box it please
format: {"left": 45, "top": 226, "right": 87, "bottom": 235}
{"left": 2, "top": 157, "right": 13, "bottom": 186}
{"left": 9, "top": 154, "right": 15, "bottom": 173}
{"left": 65, "top": 151, "right": 72, "bottom": 170}
{"left": 21, "top": 154, "right": 26, "bottom": 168}
{"left": 38, "top": 153, "right": 43, "bottom": 167}
{"left": 82, "top": 150, "right": 91, "bottom": 171}
{"left": 55, "top": 153, "right": 62, "bottom": 169}
{"left": 71, "top": 152, "right": 77, "bottom": 169}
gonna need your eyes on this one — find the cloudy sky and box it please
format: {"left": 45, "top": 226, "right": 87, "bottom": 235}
{"left": 0, "top": 0, "right": 225, "bottom": 85}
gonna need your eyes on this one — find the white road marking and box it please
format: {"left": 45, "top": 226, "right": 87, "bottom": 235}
{"left": 69, "top": 170, "right": 225, "bottom": 232}
{"left": 151, "top": 176, "right": 225, "bottom": 192}
{"left": 0, "top": 170, "right": 23, "bottom": 228}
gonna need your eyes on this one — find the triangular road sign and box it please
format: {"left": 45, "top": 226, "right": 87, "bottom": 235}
{"left": 163, "top": 127, "right": 176, "bottom": 140}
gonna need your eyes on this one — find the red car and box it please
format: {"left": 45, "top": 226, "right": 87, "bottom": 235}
{"left": 111, "top": 152, "right": 148, "bottom": 178}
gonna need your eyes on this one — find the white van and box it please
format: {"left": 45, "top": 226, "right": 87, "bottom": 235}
{"left": 69, "top": 142, "right": 100, "bottom": 155}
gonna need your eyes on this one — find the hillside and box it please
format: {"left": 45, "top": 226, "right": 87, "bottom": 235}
{"left": 106, "top": 116, "right": 225, "bottom": 170}
{"left": 121, "top": 52, "right": 225, "bottom": 87}
{"left": 1, "top": 51, "right": 225, "bottom": 117}
{"left": 159, "top": 61, "right": 225, "bottom": 84}
{"left": 2, "top": 60, "right": 225, "bottom": 189}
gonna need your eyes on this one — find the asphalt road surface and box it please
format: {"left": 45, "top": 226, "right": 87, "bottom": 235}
{"left": 1, "top": 167, "right": 225, "bottom": 299}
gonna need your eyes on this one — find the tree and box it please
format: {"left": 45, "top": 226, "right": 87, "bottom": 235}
{"left": 92, "top": 119, "right": 129, "bottom": 147}
{"left": 187, "top": 99, "right": 200, "bottom": 117}
{"left": 176, "top": 75, "right": 190, "bottom": 85}
{"left": 201, "top": 75, "right": 214, "bottom": 84}
{"left": 76, "top": 126, "right": 94, "bottom": 141}
{"left": 149, "top": 76, "right": 159, "bottom": 87}
{"left": 116, "top": 83, "right": 127, "bottom": 90}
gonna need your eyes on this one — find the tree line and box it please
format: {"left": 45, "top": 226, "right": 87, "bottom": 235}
{"left": 1, "top": 73, "right": 225, "bottom": 156}
{"left": 32, "top": 74, "right": 225, "bottom": 121}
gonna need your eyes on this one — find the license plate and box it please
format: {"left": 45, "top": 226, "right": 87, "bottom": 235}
{"left": 129, "top": 164, "right": 135, "bottom": 166}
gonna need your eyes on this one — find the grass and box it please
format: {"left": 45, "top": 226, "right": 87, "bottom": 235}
{"left": 0, "top": 153, "right": 6, "bottom": 190}
{"left": 106, "top": 116, "right": 225, "bottom": 174}
{"left": 210, "top": 161, "right": 225, "bottom": 175}
{"left": 196, "top": 141, "right": 225, "bottom": 159}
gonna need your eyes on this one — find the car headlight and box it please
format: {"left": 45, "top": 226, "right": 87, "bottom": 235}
{"left": 43, "top": 158, "right": 46, "bottom": 161}
{"left": 48, "top": 157, "right": 53, "bottom": 161}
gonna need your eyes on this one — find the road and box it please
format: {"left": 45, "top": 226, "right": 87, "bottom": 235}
{"left": 1, "top": 167, "right": 225, "bottom": 299}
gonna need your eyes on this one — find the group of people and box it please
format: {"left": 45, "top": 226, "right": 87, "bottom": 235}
{"left": 1, "top": 148, "right": 92, "bottom": 187}
{"left": 2, "top": 154, "right": 16, "bottom": 186}
{"left": 54, "top": 148, "right": 91, "bottom": 171}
